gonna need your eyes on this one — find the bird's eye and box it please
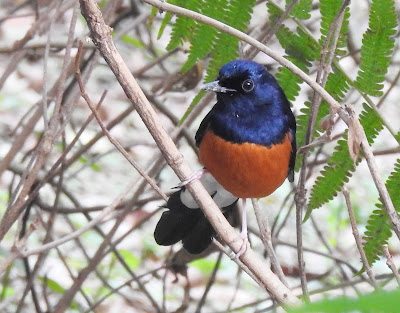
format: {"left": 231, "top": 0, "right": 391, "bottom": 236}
{"left": 242, "top": 79, "right": 254, "bottom": 92}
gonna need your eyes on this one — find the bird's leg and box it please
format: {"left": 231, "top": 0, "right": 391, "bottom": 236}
{"left": 234, "top": 198, "right": 249, "bottom": 258}
{"left": 178, "top": 168, "right": 208, "bottom": 187}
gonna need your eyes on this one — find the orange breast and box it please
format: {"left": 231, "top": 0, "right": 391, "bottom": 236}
{"left": 199, "top": 131, "right": 292, "bottom": 198}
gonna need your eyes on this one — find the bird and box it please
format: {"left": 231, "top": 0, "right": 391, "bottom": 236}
{"left": 154, "top": 60, "right": 296, "bottom": 255}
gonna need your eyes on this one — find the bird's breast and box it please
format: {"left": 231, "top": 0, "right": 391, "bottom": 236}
{"left": 199, "top": 130, "right": 292, "bottom": 198}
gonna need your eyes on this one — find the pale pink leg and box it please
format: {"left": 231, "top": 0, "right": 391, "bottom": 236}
{"left": 178, "top": 168, "right": 208, "bottom": 187}
{"left": 234, "top": 198, "right": 249, "bottom": 258}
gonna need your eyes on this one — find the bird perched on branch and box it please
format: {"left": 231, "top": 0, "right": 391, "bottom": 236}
{"left": 154, "top": 60, "right": 296, "bottom": 255}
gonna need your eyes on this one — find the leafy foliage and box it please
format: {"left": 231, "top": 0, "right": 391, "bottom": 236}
{"left": 266, "top": 4, "right": 317, "bottom": 102}
{"left": 363, "top": 159, "right": 400, "bottom": 266}
{"left": 319, "top": 0, "right": 350, "bottom": 55}
{"left": 268, "top": 1, "right": 351, "bottom": 174}
{"left": 286, "top": 0, "right": 312, "bottom": 20}
{"left": 354, "top": 0, "right": 397, "bottom": 96}
{"left": 302, "top": 0, "right": 396, "bottom": 216}
{"left": 162, "top": 0, "right": 255, "bottom": 77}
{"left": 166, "top": 0, "right": 202, "bottom": 50}
{"left": 306, "top": 104, "right": 384, "bottom": 218}
{"left": 288, "top": 289, "right": 400, "bottom": 313}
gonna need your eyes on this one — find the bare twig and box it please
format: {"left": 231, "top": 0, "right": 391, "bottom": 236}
{"left": 383, "top": 245, "right": 400, "bottom": 286}
{"left": 343, "top": 186, "right": 377, "bottom": 288}
{"left": 252, "top": 198, "right": 288, "bottom": 287}
{"left": 195, "top": 252, "right": 223, "bottom": 313}
{"left": 75, "top": 42, "right": 168, "bottom": 202}
{"left": 346, "top": 105, "right": 400, "bottom": 241}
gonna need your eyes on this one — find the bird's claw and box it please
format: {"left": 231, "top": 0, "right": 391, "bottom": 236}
{"left": 231, "top": 232, "right": 249, "bottom": 260}
{"left": 178, "top": 168, "right": 207, "bottom": 187}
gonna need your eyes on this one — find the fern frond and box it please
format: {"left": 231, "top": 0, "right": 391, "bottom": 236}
{"left": 363, "top": 159, "right": 400, "bottom": 266}
{"left": 202, "top": 0, "right": 255, "bottom": 82}
{"left": 295, "top": 68, "right": 350, "bottom": 171}
{"left": 166, "top": 0, "right": 203, "bottom": 51}
{"left": 287, "top": 0, "right": 312, "bottom": 20}
{"left": 319, "top": 0, "right": 350, "bottom": 55}
{"left": 273, "top": 25, "right": 319, "bottom": 100}
{"left": 354, "top": 0, "right": 397, "bottom": 96}
{"left": 306, "top": 104, "right": 384, "bottom": 219}
{"left": 181, "top": 0, "right": 225, "bottom": 72}
{"left": 157, "top": 12, "right": 173, "bottom": 39}
{"left": 305, "top": 136, "right": 355, "bottom": 219}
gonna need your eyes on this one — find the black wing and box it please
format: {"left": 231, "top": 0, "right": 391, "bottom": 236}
{"left": 195, "top": 110, "right": 213, "bottom": 147}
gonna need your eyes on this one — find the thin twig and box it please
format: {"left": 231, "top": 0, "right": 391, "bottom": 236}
{"left": 383, "top": 245, "right": 400, "bottom": 286}
{"left": 294, "top": 0, "right": 350, "bottom": 301}
{"left": 75, "top": 42, "right": 168, "bottom": 202}
{"left": 343, "top": 186, "right": 377, "bottom": 288}
{"left": 252, "top": 198, "right": 288, "bottom": 287}
{"left": 195, "top": 252, "right": 223, "bottom": 313}
{"left": 346, "top": 105, "right": 400, "bottom": 241}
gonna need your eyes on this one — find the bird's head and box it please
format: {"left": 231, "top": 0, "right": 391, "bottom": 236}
{"left": 201, "top": 60, "right": 285, "bottom": 113}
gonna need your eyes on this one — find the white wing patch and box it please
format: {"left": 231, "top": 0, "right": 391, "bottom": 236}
{"left": 180, "top": 171, "right": 238, "bottom": 209}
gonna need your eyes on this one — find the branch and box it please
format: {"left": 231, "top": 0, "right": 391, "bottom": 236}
{"left": 343, "top": 186, "right": 377, "bottom": 288}
{"left": 79, "top": 0, "right": 300, "bottom": 307}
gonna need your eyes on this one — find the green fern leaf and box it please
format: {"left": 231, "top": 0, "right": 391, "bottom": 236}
{"left": 181, "top": 0, "right": 226, "bottom": 73}
{"left": 306, "top": 104, "right": 384, "bottom": 218}
{"left": 362, "top": 207, "right": 393, "bottom": 266}
{"left": 157, "top": 12, "right": 173, "bottom": 39}
{"left": 166, "top": 0, "right": 203, "bottom": 51}
{"left": 363, "top": 160, "right": 400, "bottom": 267}
{"left": 273, "top": 25, "right": 319, "bottom": 100}
{"left": 305, "top": 136, "right": 355, "bottom": 219}
{"left": 295, "top": 68, "right": 350, "bottom": 172}
{"left": 319, "top": 0, "right": 350, "bottom": 55}
{"left": 354, "top": 0, "right": 397, "bottom": 96}
{"left": 287, "top": 0, "right": 312, "bottom": 20}
{"left": 203, "top": 0, "right": 255, "bottom": 82}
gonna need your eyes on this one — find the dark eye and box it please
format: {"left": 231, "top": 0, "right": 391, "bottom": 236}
{"left": 242, "top": 79, "right": 254, "bottom": 92}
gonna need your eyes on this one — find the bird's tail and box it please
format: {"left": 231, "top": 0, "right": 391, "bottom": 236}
{"left": 154, "top": 172, "right": 238, "bottom": 254}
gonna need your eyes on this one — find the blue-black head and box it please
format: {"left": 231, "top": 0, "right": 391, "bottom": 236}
{"left": 202, "top": 60, "right": 288, "bottom": 115}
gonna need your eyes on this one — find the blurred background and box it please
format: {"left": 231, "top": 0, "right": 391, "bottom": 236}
{"left": 0, "top": 0, "right": 400, "bottom": 312}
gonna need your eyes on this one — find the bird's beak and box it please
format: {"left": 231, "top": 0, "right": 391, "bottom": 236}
{"left": 201, "top": 81, "right": 236, "bottom": 93}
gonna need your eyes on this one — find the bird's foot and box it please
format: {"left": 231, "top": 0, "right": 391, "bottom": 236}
{"left": 232, "top": 231, "right": 249, "bottom": 259}
{"left": 178, "top": 168, "right": 207, "bottom": 187}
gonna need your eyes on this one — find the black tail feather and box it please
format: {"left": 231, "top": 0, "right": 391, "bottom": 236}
{"left": 154, "top": 190, "right": 237, "bottom": 254}
{"left": 154, "top": 192, "right": 201, "bottom": 246}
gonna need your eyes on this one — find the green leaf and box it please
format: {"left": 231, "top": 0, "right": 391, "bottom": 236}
{"left": 272, "top": 24, "right": 319, "bottom": 101}
{"left": 319, "top": 0, "right": 350, "bottom": 55}
{"left": 288, "top": 289, "right": 400, "bottom": 313}
{"left": 189, "top": 258, "right": 222, "bottom": 274}
{"left": 306, "top": 104, "right": 383, "bottom": 219}
{"left": 38, "top": 277, "right": 65, "bottom": 294}
{"left": 362, "top": 159, "right": 400, "bottom": 267}
{"left": 354, "top": 0, "right": 397, "bottom": 96}
{"left": 166, "top": 0, "right": 203, "bottom": 51}
{"left": 121, "top": 35, "right": 144, "bottom": 48}
{"left": 118, "top": 249, "right": 141, "bottom": 270}
{"left": 287, "top": 0, "right": 312, "bottom": 20}
{"left": 181, "top": 0, "right": 224, "bottom": 73}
